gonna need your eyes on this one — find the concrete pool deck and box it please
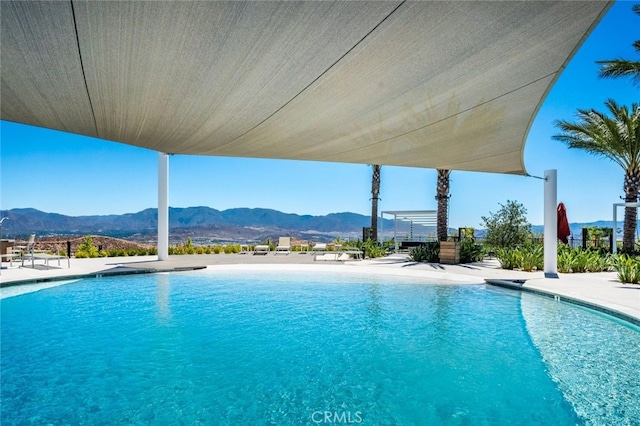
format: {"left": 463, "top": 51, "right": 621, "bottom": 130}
{"left": 1, "top": 253, "right": 638, "bottom": 324}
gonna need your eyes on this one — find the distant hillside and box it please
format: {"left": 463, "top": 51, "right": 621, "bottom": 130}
{"left": 531, "top": 221, "right": 624, "bottom": 238}
{"left": 0, "top": 207, "right": 397, "bottom": 243}
{"left": 1, "top": 207, "right": 621, "bottom": 244}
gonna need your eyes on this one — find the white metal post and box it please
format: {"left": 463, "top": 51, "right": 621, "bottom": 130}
{"left": 158, "top": 152, "right": 169, "bottom": 261}
{"left": 543, "top": 169, "right": 558, "bottom": 278}
{"left": 613, "top": 204, "right": 618, "bottom": 254}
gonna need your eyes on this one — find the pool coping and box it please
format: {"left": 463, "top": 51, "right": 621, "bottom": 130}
{"left": 486, "top": 279, "right": 640, "bottom": 327}
{"left": 0, "top": 264, "right": 208, "bottom": 287}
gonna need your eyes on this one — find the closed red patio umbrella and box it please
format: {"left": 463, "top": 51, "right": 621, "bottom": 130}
{"left": 557, "top": 202, "right": 570, "bottom": 244}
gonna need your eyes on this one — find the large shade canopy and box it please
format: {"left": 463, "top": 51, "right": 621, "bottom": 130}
{"left": 1, "top": 1, "right": 610, "bottom": 175}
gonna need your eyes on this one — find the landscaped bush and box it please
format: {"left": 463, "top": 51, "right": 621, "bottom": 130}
{"left": 409, "top": 242, "right": 439, "bottom": 263}
{"left": 557, "top": 245, "right": 614, "bottom": 273}
{"left": 495, "top": 247, "right": 523, "bottom": 270}
{"left": 460, "top": 240, "right": 484, "bottom": 263}
{"left": 107, "top": 248, "right": 127, "bottom": 257}
{"left": 481, "top": 200, "right": 533, "bottom": 248}
{"left": 615, "top": 254, "right": 640, "bottom": 284}
{"left": 497, "top": 244, "right": 614, "bottom": 273}
{"left": 213, "top": 245, "right": 222, "bottom": 254}
{"left": 495, "top": 245, "right": 542, "bottom": 271}
{"left": 224, "top": 245, "right": 240, "bottom": 254}
{"left": 168, "top": 238, "right": 196, "bottom": 255}
{"left": 520, "top": 245, "right": 543, "bottom": 272}
{"left": 362, "top": 239, "right": 386, "bottom": 258}
{"left": 75, "top": 236, "right": 99, "bottom": 258}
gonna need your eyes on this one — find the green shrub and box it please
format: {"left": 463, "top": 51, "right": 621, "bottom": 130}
{"left": 224, "top": 244, "right": 240, "bottom": 254}
{"left": 363, "top": 239, "right": 386, "bottom": 258}
{"left": 98, "top": 249, "right": 108, "bottom": 258}
{"left": 107, "top": 248, "right": 127, "bottom": 257}
{"left": 74, "top": 250, "right": 89, "bottom": 258}
{"left": 495, "top": 247, "right": 521, "bottom": 270}
{"left": 213, "top": 245, "right": 222, "bottom": 254}
{"left": 460, "top": 240, "right": 483, "bottom": 263}
{"left": 409, "top": 242, "right": 439, "bottom": 262}
{"left": 496, "top": 245, "right": 543, "bottom": 271}
{"left": 497, "top": 244, "right": 614, "bottom": 273}
{"left": 615, "top": 255, "right": 640, "bottom": 284}
{"left": 557, "top": 245, "right": 614, "bottom": 273}
{"left": 481, "top": 200, "right": 533, "bottom": 249}
{"left": 76, "top": 236, "right": 99, "bottom": 258}
{"left": 520, "top": 245, "right": 543, "bottom": 272}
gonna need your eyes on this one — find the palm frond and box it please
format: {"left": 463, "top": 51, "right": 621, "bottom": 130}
{"left": 596, "top": 59, "right": 640, "bottom": 85}
{"left": 552, "top": 101, "right": 640, "bottom": 172}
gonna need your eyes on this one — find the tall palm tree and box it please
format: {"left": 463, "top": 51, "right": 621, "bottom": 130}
{"left": 435, "top": 169, "right": 451, "bottom": 242}
{"left": 370, "top": 164, "right": 382, "bottom": 241}
{"left": 553, "top": 99, "right": 640, "bottom": 252}
{"left": 596, "top": 4, "right": 640, "bottom": 86}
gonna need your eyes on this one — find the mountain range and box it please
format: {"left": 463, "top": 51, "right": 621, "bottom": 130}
{"left": 0, "top": 207, "right": 622, "bottom": 244}
{"left": 0, "top": 207, "right": 395, "bottom": 244}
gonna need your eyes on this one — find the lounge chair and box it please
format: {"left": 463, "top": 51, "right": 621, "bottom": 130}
{"left": 275, "top": 237, "right": 291, "bottom": 255}
{"left": 15, "top": 234, "right": 68, "bottom": 268}
{"left": 253, "top": 244, "right": 270, "bottom": 255}
{"left": 312, "top": 242, "right": 327, "bottom": 253}
{"left": 14, "top": 233, "right": 36, "bottom": 255}
{"left": 297, "top": 240, "right": 310, "bottom": 254}
{"left": 14, "top": 233, "right": 37, "bottom": 266}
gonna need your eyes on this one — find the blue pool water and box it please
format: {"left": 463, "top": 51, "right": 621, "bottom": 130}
{"left": 1, "top": 270, "right": 638, "bottom": 425}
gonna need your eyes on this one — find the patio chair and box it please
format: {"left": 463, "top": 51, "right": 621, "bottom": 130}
{"left": 14, "top": 233, "right": 36, "bottom": 255}
{"left": 312, "top": 242, "right": 327, "bottom": 253}
{"left": 14, "top": 233, "right": 41, "bottom": 267}
{"left": 274, "top": 237, "right": 291, "bottom": 255}
{"left": 253, "top": 244, "right": 270, "bottom": 255}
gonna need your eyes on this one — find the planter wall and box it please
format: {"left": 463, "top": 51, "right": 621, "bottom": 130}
{"left": 439, "top": 241, "right": 460, "bottom": 264}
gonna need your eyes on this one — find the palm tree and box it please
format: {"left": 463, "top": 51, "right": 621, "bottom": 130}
{"left": 435, "top": 169, "right": 451, "bottom": 242}
{"left": 553, "top": 99, "right": 640, "bottom": 252}
{"left": 370, "top": 164, "right": 382, "bottom": 241}
{"left": 596, "top": 4, "right": 640, "bottom": 86}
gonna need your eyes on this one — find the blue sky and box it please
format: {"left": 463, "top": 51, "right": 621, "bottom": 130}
{"left": 1, "top": 1, "right": 639, "bottom": 229}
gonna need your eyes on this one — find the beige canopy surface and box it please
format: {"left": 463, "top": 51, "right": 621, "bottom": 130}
{"left": 1, "top": 1, "right": 611, "bottom": 175}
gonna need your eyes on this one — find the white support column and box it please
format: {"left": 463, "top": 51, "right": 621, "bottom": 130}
{"left": 613, "top": 204, "right": 618, "bottom": 254}
{"left": 158, "top": 152, "right": 169, "bottom": 261}
{"left": 543, "top": 169, "right": 558, "bottom": 278}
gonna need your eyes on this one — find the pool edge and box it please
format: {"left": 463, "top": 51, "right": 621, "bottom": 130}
{"left": 0, "top": 265, "right": 207, "bottom": 288}
{"left": 486, "top": 279, "right": 640, "bottom": 327}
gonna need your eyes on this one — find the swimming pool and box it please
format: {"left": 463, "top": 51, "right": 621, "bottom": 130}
{"left": 1, "top": 269, "right": 638, "bottom": 425}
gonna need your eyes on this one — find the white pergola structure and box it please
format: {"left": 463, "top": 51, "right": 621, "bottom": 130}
{"left": 1, "top": 1, "right": 612, "bottom": 273}
{"left": 381, "top": 210, "right": 437, "bottom": 252}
